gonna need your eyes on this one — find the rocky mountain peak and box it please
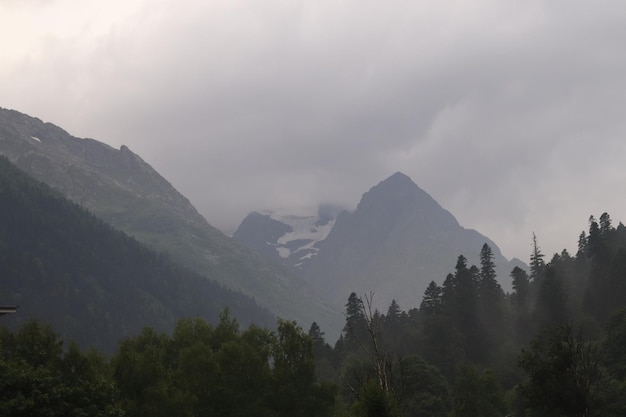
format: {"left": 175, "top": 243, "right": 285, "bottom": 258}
{"left": 376, "top": 171, "right": 414, "bottom": 187}
{"left": 354, "top": 172, "right": 459, "bottom": 236}
{"left": 301, "top": 172, "right": 521, "bottom": 309}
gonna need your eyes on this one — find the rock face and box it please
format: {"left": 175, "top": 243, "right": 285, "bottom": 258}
{"left": 0, "top": 107, "right": 342, "bottom": 338}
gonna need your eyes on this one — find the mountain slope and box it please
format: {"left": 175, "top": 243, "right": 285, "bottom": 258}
{"left": 0, "top": 156, "right": 275, "bottom": 352}
{"left": 301, "top": 172, "right": 524, "bottom": 310}
{"left": 0, "top": 107, "right": 342, "bottom": 338}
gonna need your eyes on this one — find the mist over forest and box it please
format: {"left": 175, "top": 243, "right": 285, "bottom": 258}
{"left": 3, "top": 155, "right": 626, "bottom": 416}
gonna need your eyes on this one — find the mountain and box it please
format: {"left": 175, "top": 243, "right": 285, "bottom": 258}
{"left": 236, "top": 172, "right": 525, "bottom": 311}
{"left": 0, "top": 155, "right": 275, "bottom": 352}
{"left": 303, "top": 172, "right": 524, "bottom": 309}
{"left": 0, "top": 107, "right": 342, "bottom": 338}
{"left": 233, "top": 205, "right": 342, "bottom": 270}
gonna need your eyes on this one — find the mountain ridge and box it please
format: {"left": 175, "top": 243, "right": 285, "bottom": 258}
{"left": 0, "top": 155, "right": 276, "bottom": 352}
{"left": 0, "top": 107, "right": 342, "bottom": 338}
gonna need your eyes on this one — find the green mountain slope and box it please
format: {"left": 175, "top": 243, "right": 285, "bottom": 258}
{"left": 0, "top": 156, "right": 275, "bottom": 352}
{"left": 0, "top": 107, "right": 342, "bottom": 338}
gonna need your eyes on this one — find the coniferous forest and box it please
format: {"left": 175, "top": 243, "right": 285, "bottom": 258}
{"left": 3, "top": 152, "right": 626, "bottom": 416}
{"left": 3, "top": 215, "right": 626, "bottom": 416}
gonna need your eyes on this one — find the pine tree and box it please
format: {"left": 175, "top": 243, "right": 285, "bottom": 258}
{"left": 479, "top": 243, "right": 496, "bottom": 283}
{"left": 479, "top": 244, "right": 504, "bottom": 304}
{"left": 510, "top": 266, "right": 532, "bottom": 344}
{"left": 420, "top": 281, "right": 443, "bottom": 317}
{"left": 532, "top": 266, "right": 569, "bottom": 329}
{"left": 453, "top": 255, "right": 483, "bottom": 363}
{"left": 577, "top": 231, "right": 588, "bottom": 258}
{"left": 511, "top": 266, "right": 530, "bottom": 311}
{"left": 343, "top": 292, "right": 368, "bottom": 349}
{"left": 530, "top": 233, "right": 545, "bottom": 281}
{"left": 308, "top": 322, "right": 332, "bottom": 362}
{"left": 478, "top": 244, "right": 505, "bottom": 362}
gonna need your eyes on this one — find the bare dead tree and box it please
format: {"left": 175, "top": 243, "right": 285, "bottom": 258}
{"left": 362, "top": 292, "right": 392, "bottom": 394}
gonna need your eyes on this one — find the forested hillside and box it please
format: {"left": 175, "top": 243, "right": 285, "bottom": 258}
{"left": 0, "top": 107, "right": 342, "bottom": 337}
{"left": 0, "top": 156, "right": 274, "bottom": 352}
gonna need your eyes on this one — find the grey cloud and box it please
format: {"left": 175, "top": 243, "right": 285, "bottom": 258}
{"left": 3, "top": 0, "right": 626, "bottom": 260}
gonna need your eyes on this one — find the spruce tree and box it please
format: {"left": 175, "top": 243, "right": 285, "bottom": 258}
{"left": 420, "top": 281, "right": 443, "bottom": 317}
{"left": 530, "top": 233, "right": 545, "bottom": 281}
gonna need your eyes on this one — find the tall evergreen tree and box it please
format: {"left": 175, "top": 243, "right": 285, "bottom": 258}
{"left": 532, "top": 267, "right": 569, "bottom": 330}
{"left": 577, "top": 231, "right": 588, "bottom": 258}
{"left": 511, "top": 267, "right": 530, "bottom": 312}
{"left": 478, "top": 243, "right": 506, "bottom": 362}
{"left": 453, "top": 256, "right": 484, "bottom": 363}
{"left": 441, "top": 273, "right": 456, "bottom": 309}
{"left": 342, "top": 292, "right": 368, "bottom": 351}
{"left": 600, "top": 212, "right": 613, "bottom": 235}
{"left": 510, "top": 266, "right": 532, "bottom": 344}
{"left": 530, "top": 233, "right": 545, "bottom": 281}
{"left": 420, "top": 281, "right": 443, "bottom": 317}
{"left": 308, "top": 322, "right": 332, "bottom": 361}
{"left": 479, "top": 243, "right": 504, "bottom": 307}
{"left": 479, "top": 243, "right": 496, "bottom": 283}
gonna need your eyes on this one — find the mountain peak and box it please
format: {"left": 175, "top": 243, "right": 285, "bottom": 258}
{"left": 357, "top": 171, "right": 445, "bottom": 224}
{"left": 376, "top": 171, "right": 416, "bottom": 190}
{"left": 303, "top": 172, "right": 519, "bottom": 310}
{"left": 383, "top": 171, "right": 412, "bottom": 183}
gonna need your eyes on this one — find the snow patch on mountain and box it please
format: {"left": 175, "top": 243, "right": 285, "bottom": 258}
{"left": 233, "top": 205, "right": 345, "bottom": 271}
{"left": 268, "top": 212, "right": 335, "bottom": 266}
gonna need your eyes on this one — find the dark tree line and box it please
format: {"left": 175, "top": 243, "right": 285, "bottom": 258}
{"left": 0, "top": 313, "right": 336, "bottom": 417}
{"left": 307, "top": 214, "right": 626, "bottom": 416}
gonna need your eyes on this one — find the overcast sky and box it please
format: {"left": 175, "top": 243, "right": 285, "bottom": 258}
{"left": 2, "top": 0, "right": 626, "bottom": 262}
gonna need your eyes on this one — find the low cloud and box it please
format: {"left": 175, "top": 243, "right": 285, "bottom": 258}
{"left": 2, "top": 0, "right": 626, "bottom": 260}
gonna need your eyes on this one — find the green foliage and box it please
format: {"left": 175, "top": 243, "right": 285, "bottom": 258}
{"left": 532, "top": 266, "right": 569, "bottom": 329}
{"left": 343, "top": 292, "right": 369, "bottom": 350}
{"left": 0, "top": 320, "right": 122, "bottom": 417}
{"left": 393, "top": 355, "right": 449, "bottom": 417}
{"left": 450, "top": 364, "right": 507, "bottom": 417}
{"left": 272, "top": 320, "right": 337, "bottom": 417}
{"left": 518, "top": 324, "right": 617, "bottom": 417}
{"left": 351, "top": 380, "right": 400, "bottom": 417}
{"left": 111, "top": 312, "right": 336, "bottom": 417}
{"left": 420, "top": 281, "right": 443, "bottom": 316}
{"left": 530, "top": 233, "right": 546, "bottom": 281}
{"left": 602, "top": 307, "right": 626, "bottom": 380}
{"left": 0, "top": 314, "right": 337, "bottom": 417}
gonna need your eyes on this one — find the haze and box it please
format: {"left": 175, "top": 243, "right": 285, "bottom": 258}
{"left": 2, "top": 0, "right": 626, "bottom": 261}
